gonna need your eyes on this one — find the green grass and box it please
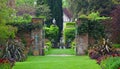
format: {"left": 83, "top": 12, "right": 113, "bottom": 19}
{"left": 113, "top": 44, "right": 120, "bottom": 48}
{"left": 46, "top": 49, "right": 75, "bottom": 55}
{"left": 13, "top": 56, "right": 101, "bottom": 69}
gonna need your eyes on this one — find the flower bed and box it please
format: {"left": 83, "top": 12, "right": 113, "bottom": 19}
{"left": 0, "top": 58, "right": 15, "bottom": 69}
{"left": 88, "top": 38, "right": 120, "bottom": 67}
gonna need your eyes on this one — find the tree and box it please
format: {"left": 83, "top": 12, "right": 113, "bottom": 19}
{"left": 15, "top": 0, "right": 36, "bottom": 15}
{"left": 0, "top": 0, "right": 17, "bottom": 45}
{"left": 36, "top": 4, "right": 51, "bottom": 20}
{"left": 37, "top": 0, "right": 63, "bottom": 43}
{"left": 110, "top": 5, "right": 120, "bottom": 43}
{"left": 67, "top": 0, "right": 114, "bottom": 19}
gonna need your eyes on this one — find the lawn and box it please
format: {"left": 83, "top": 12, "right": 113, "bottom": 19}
{"left": 113, "top": 44, "right": 120, "bottom": 48}
{"left": 13, "top": 56, "right": 101, "bottom": 69}
{"left": 46, "top": 49, "right": 75, "bottom": 55}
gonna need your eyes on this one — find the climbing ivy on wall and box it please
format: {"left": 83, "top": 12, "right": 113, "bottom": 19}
{"left": 78, "top": 12, "right": 108, "bottom": 40}
{"left": 7, "top": 15, "right": 43, "bottom": 32}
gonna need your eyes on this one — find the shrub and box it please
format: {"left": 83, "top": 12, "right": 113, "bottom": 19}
{"left": 44, "top": 40, "right": 52, "bottom": 54}
{"left": 45, "top": 41, "right": 52, "bottom": 50}
{"left": 63, "top": 22, "right": 76, "bottom": 46}
{"left": 88, "top": 49, "right": 101, "bottom": 59}
{"left": 64, "top": 28, "right": 76, "bottom": 44}
{"left": 44, "top": 25, "right": 59, "bottom": 42}
{"left": 2, "top": 39, "right": 27, "bottom": 62}
{"left": 100, "top": 57, "right": 120, "bottom": 69}
{"left": 71, "top": 41, "right": 76, "bottom": 49}
{"left": 0, "top": 58, "right": 11, "bottom": 69}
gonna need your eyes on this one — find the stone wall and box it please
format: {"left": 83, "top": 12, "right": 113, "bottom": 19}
{"left": 31, "top": 18, "right": 44, "bottom": 56}
{"left": 76, "top": 34, "right": 88, "bottom": 55}
{"left": 76, "top": 18, "right": 88, "bottom": 55}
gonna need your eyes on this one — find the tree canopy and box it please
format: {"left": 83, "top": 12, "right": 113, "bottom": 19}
{"left": 0, "top": 0, "right": 17, "bottom": 44}
{"left": 67, "top": 0, "right": 115, "bottom": 20}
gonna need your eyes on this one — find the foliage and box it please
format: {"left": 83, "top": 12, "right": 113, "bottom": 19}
{"left": 88, "top": 20, "right": 105, "bottom": 40}
{"left": 0, "top": 59, "right": 11, "bottom": 69}
{"left": 16, "top": 0, "right": 35, "bottom": 7}
{"left": 64, "top": 28, "right": 76, "bottom": 44}
{"left": 71, "top": 41, "right": 76, "bottom": 50}
{"left": 0, "top": 0, "right": 17, "bottom": 45}
{"left": 77, "top": 20, "right": 88, "bottom": 35}
{"left": 110, "top": 5, "right": 120, "bottom": 43}
{"left": 2, "top": 39, "right": 27, "bottom": 62}
{"left": 89, "top": 38, "right": 113, "bottom": 56}
{"left": 113, "top": 44, "right": 120, "bottom": 48}
{"left": 112, "top": 0, "right": 120, "bottom": 4}
{"left": 16, "top": 0, "right": 36, "bottom": 15}
{"left": 78, "top": 12, "right": 106, "bottom": 40}
{"left": 62, "top": 0, "right": 69, "bottom": 8}
{"left": 89, "top": 38, "right": 120, "bottom": 64}
{"left": 37, "top": 0, "right": 63, "bottom": 41}
{"left": 11, "top": 14, "right": 32, "bottom": 23}
{"left": 45, "top": 41, "right": 52, "bottom": 50}
{"left": 88, "top": 12, "right": 109, "bottom": 20}
{"left": 67, "top": 0, "right": 114, "bottom": 19}
{"left": 9, "top": 23, "right": 42, "bottom": 32}
{"left": 44, "top": 40, "right": 52, "bottom": 54}
{"left": 36, "top": 4, "right": 51, "bottom": 20}
{"left": 45, "top": 25, "right": 59, "bottom": 42}
{"left": 100, "top": 57, "right": 120, "bottom": 69}
{"left": 8, "top": 14, "right": 42, "bottom": 32}
{"left": 63, "top": 22, "right": 76, "bottom": 44}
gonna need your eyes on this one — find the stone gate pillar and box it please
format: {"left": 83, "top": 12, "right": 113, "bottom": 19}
{"left": 31, "top": 18, "right": 44, "bottom": 56}
{"left": 76, "top": 18, "right": 88, "bottom": 55}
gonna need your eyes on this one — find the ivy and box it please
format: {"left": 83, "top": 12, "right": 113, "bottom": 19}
{"left": 77, "top": 20, "right": 88, "bottom": 35}
{"left": 8, "top": 23, "right": 42, "bottom": 32}
{"left": 78, "top": 12, "right": 108, "bottom": 39}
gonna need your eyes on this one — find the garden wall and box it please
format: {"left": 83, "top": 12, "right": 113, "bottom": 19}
{"left": 76, "top": 34, "right": 88, "bottom": 55}
{"left": 31, "top": 18, "right": 44, "bottom": 56}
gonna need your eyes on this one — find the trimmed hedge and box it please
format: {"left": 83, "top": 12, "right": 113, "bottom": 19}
{"left": 63, "top": 22, "right": 76, "bottom": 44}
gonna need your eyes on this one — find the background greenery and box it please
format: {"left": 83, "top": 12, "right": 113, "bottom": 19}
{"left": 63, "top": 22, "right": 76, "bottom": 47}
{"left": 100, "top": 57, "right": 120, "bottom": 69}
